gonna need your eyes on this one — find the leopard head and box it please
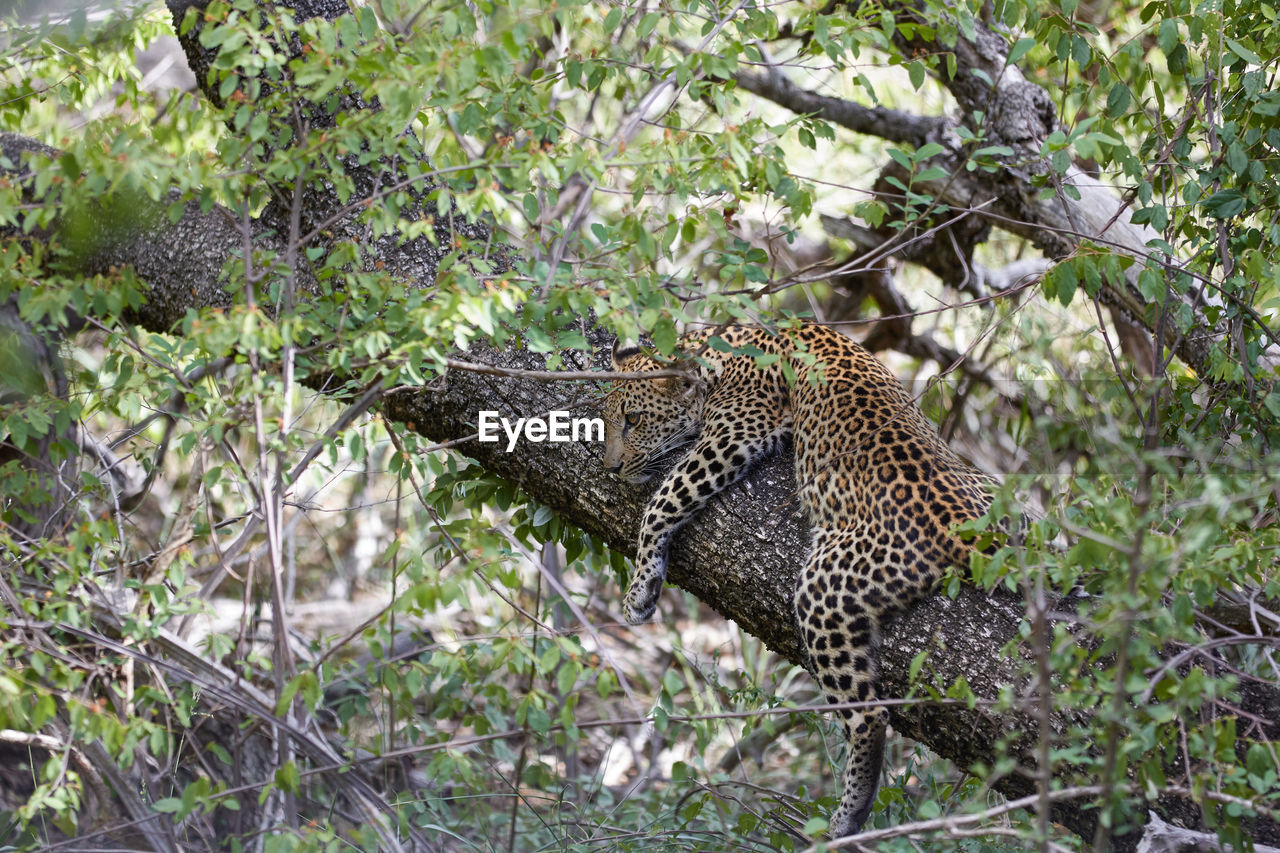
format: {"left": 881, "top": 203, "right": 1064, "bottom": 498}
{"left": 602, "top": 340, "right": 702, "bottom": 484}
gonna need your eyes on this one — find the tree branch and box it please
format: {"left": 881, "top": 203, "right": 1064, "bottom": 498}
{"left": 733, "top": 66, "right": 945, "bottom": 148}
{"left": 738, "top": 36, "right": 1243, "bottom": 377}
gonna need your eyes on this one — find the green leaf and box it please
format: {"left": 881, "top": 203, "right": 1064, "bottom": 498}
{"left": 651, "top": 316, "right": 677, "bottom": 354}
{"left": 556, "top": 660, "right": 581, "bottom": 695}
{"left": 853, "top": 199, "right": 888, "bottom": 228}
{"left": 1226, "top": 38, "right": 1262, "bottom": 65}
{"left": 153, "top": 798, "right": 185, "bottom": 814}
{"left": 1050, "top": 261, "right": 1078, "bottom": 306}
{"left": 1225, "top": 143, "right": 1249, "bottom": 175}
{"left": 1106, "top": 84, "right": 1130, "bottom": 117}
{"left": 275, "top": 674, "right": 302, "bottom": 716}
{"left": 1008, "top": 37, "right": 1037, "bottom": 64}
{"left": 1203, "top": 189, "right": 1246, "bottom": 219}
{"left": 915, "top": 166, "right": 950, "bottom": 182}
{"left": 637, "top": 12, "right": 659, "bottom": 40}
{"left": 908, "top": 60, "right": 925, "bottom": 90}
{"left": 1157, "top": 19, "right": 1179, "bottom": 56}
{"left": 527, "top": 705, "right": 551, "bottom": 734}
{"left": 603, "top": 7, "right": 622, "bottom": 34}
{"left": 908, "top": 649, "right": 928, "bottom": 681}
{"left": 274, "top": 761, "right": 300, "bottom": 794}
{"left": 596, "top": 668, "right": 618, "bottom": 699}
{"left": 802, "top": 817, "right": 830, "bottom": 836}
{"left": 661, "top": 668, "right": 684, "bottom": 695}
{"left": 537, "top": 642, "right": 560, "bottom": 673}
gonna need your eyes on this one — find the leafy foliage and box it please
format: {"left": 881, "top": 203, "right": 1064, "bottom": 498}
{"left": 0, "top": 0, "right": 1278, "bottom": 849}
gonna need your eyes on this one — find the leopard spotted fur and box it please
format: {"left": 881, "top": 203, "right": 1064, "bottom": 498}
{"left": 601, "top": 324, "right": 992, "bottom": 837}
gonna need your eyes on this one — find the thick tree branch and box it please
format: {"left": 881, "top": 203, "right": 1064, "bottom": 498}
{"left": 733, "top": 66, "right": 945, "bottom": 148}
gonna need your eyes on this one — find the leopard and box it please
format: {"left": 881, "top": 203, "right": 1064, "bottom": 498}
{"left": 601, "top": 323, "right": 993, "bottom": 837}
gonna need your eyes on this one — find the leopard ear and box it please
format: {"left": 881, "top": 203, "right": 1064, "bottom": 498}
{"left": 659, "top": 359, "right": 700, "bottom": 398}
{"left": 611, "top": 339, "right": 644, "bottom": 370}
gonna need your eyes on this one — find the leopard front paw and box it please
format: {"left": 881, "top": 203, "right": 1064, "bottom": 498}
{"left": 622, "top": 570, "right": 664, "bottom": 624}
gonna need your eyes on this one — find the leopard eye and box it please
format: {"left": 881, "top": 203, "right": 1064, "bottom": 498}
{"left": 624, "top": 413, "right": 641, "bottom": 428}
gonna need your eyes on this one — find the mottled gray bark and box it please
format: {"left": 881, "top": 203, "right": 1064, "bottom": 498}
{"left": 733, "top": 68, "right": 946, "bottom": 148}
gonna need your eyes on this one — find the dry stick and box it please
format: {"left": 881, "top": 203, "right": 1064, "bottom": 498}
{"left": 506, "top": 568, "right": 543, "bottom": 853}
{"left": 1091, "top": 380, "right": 1162, "bottom": 853}
{"left": 52, "top": 617, "right": 432, "bottom": 853}
{"left": 814, "top": 786, "right": 1109, "bottom": 852}
{"left": 284, "top": 379, "right": 388, "bottom": 485}
{"left": 272, "top": 152, "right": 308, "bottom": 831}
{"left": 1029, "top": 542, "right": 1054, "bottom": 853}
{"left": 241, "top": 191, "right": 300, "bottom": 837}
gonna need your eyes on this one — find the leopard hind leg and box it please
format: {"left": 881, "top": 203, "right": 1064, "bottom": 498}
{"left": 795, "top": 530, "right": 919, "bottom": 838}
